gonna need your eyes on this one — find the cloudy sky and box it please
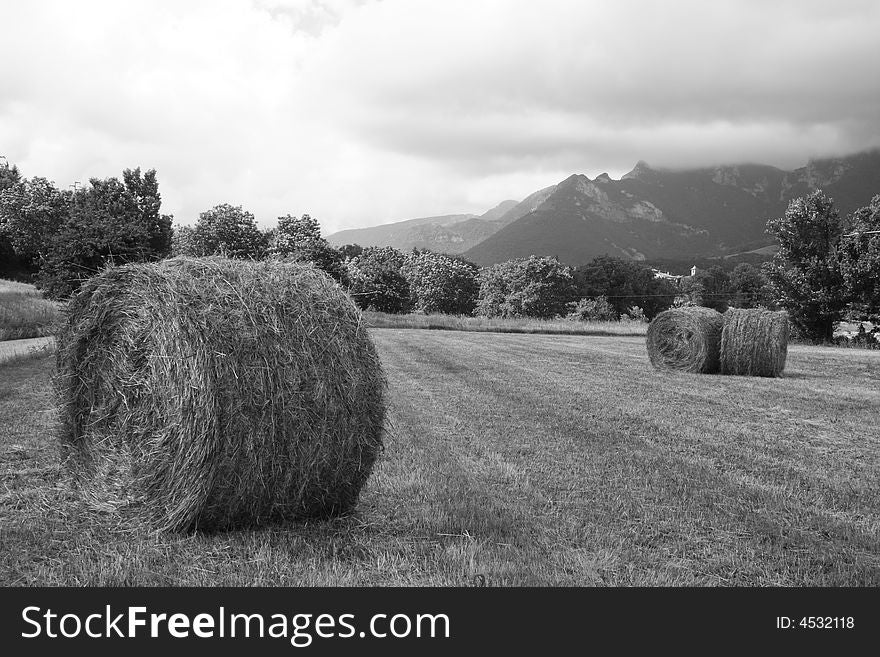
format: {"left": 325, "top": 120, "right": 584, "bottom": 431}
{"left": 2, "top": 0, "right": 879, "bottom": 233}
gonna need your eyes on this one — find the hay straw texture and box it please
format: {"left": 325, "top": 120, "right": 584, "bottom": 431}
{"left": 720, "top": 308, "right": 789, "bottom": 377}
{"left": 56, "top": 257, "right": 386, "bottom": 532}
{"left": 645, "top": 307, "right": 724, "bottom": 373}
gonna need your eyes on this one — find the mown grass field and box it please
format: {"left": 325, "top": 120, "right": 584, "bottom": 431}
{"left": 0, "top": 279, "right": 63, "bottom": 341}
{"left": 1, "top": 328, "right": 877, "bottom": 586}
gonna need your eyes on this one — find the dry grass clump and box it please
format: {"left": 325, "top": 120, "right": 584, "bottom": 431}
{"left": 720, "top": 308, "right": 789, "bottom": 377}
{"left": 0, "top": 337, "right": 55, "bottom": 366}
{"left": 55, "top": 257, "right": 386, "bottom": 533}
{"left": 0, "top": 279, "right": 63, "bottom": 340}
{"left": 645, "top": 307, "right": 724, "bottom": 373}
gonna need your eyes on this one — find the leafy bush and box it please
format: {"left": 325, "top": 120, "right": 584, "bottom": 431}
{"left": 620, "top": 305, "right": 647, "bottom": 322}
{"left": 565, "top": 296, "right": 617, "bottom": 322}
{"left": 833, "top": 323, "right": 879, "bottom": 349}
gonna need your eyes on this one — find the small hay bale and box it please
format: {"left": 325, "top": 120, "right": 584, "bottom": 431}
{"left": 55, "top": 257, "right": 386, "bottom": 532}
{"left": 645, "top": 307, "right": 724, "bottom": 373}
{"left": 720, "top": 308, "right": 789, "bottom": 377}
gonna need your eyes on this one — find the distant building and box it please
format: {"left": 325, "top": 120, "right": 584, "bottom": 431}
{"left": 651, "top": 268, "right": 682, "bottom": 282}
{"left": 651, "top": 265, "right": 698, "bottom": 280}
{"left": 652, "top": 265, "right": 699, "bottom": 290}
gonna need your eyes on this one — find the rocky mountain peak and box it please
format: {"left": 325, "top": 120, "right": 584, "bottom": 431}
{"left": 621, "top": 160, "right": 655, "bottom": 181}
{"left": 558, "top": 173, "right": 591, "bottom": 186}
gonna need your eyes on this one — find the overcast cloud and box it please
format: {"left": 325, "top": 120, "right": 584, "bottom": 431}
{"left": 2, "top": 0, "right": 879, "bottom": 233}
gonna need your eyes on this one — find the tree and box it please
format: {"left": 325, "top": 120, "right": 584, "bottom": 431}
{"left": 477, "top": 256, "right": 575, "bottom": 318}
{"left": 123, "top": 168, "right": 173, "bottom": 258}
{"left": 1, "top": 166, "right": 172, "bottom": 296}
{"left": 268, "top": 214, "right": 347, "bottom": 284}
{"left": 338, "top": 243, "right": 364, "bottom": 259}
{"left": 839, "top": 195, "right": 880, "bottom": 321}
{"left": 346, "top": 246, "right": 412, "bottom": 313}
{"left": 35, "top": 171, "right": 173, "bottom": 298}
{"left": 729, "top": 262, "right": 773, "bottom": 309}
{"left": 268, "top": 213, "right": 319, "bottom": 256}
{"left": 179, "top": 204, "right": 268, "bottom": 259}
{"left": 401, "top": 250, "right": 480, "bottom": 315}
{"left": 691, "top": 265, "right": 731, "bottom": 312}
{"left": 0, "top": 161, "right": 25, "bottom": 278}
{"left": 0, "top": 162, "right": 20, "bottom": 189}
{"left": 0, "top": 176, "right": 69, "bottom": 261}
{"left": 171, "top": 224, "right": 197, "bottom": 257}
{"left": 573, "top": 256, "right": 676, "bottom": 319}
{"left": 764, "top": 190, "right": 846, "bottom": 342}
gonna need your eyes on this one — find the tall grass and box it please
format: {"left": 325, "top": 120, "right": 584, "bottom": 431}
{"left": 0, "top": 279, "right": 63, "bottom": 341}
{"left": 362, "top": 311, "right": 648, "bottom": 336}
{"left": 0, "top": 337, "right": 55, "bottom": 366}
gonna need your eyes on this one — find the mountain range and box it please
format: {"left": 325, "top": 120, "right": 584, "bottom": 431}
{"left": 326, "top": 149, "right": 880, "bottom": 266}
{"left": 325, "top": 201, "right": 516, "bottom": 254}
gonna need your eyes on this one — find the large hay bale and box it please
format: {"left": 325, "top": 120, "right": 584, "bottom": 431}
{"left": 720, "top": 308, "right": 789, "bottom": 377}
{"left": 56, "top": 257, "right": 386, "bottom": 532}
{"left": 645, "top": 307, "right": 724, "bottom": 373}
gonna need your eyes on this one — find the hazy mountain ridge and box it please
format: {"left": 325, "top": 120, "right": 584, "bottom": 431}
{"left": 327, "top": 212, "right": 476, "bottom": 252}
{"left": 465, "top": 172, "right": 717, "bottom": 265}
{"left": 327, "top": 149, "right": 880, "bottom": 264}
{"left": 465, "top": 149, "right": 880, "bottom": 265}
{"left": 327, "top": 201, "right": 519, "bottom": 254}
{"left": 493, "top": 185, "right": 558, "bottom": 225}
{"left": 478, "top": 199, "right": 519, "bottom": 222}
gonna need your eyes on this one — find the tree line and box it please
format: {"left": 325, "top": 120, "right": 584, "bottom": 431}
{"left": 1, "top": 162, "right": 877, "bottom": 343}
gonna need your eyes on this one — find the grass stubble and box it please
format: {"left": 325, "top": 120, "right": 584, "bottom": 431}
{"left": 1, "top": 329, "right": 877, "bottom": 586}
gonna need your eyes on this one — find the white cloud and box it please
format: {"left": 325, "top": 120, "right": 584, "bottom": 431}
{"left": 1, "top": 0, "right": 878, "bottom": 234}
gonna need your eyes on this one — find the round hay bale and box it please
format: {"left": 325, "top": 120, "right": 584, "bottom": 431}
{"left": 645, "top": 307, "right": 724, "bottom": 373}
{"left": 720, "top": 308, "right": 789, "bottom": 377}
{"left": 55, "top": 257, "right": 386, "bottom": 532}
